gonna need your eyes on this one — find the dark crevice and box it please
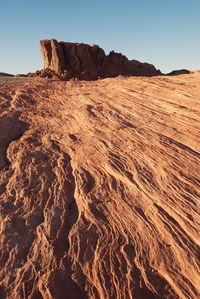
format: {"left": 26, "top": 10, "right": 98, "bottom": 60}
{"left": 0, "top": 112, "right": 29, "bottom": 170}
{"left": 81, "top": 168, "right": 95, "bottom": 195}
{"left": 49, "top": 148, "right": 87, "bottom": 299}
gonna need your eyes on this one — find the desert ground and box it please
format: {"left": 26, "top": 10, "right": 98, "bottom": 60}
{"left": 0, "top": 73, "right": 199, "bottom": 299}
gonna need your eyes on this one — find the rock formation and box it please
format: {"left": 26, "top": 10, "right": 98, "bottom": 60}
{"left": 0, "top": 72, "right": 14, "bottom": 77}
{"left": 166, "top": 69, "right": 191, "bottom": 76}
{"left": 0, "top": 73, "right": 200, "bottom": 298}
{"left": 40, "top": 39, "right": 161, "bottom": 80}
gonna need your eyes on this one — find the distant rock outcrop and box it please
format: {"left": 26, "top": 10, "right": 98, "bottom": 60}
{"left": 0, "top": 72, "right": 14, "bottom": 77}
{"left": 39, "top": 39, "right": 161, "bottom": 80}
{"left": 166, "top": 69, "right": 191, "bottom": 76}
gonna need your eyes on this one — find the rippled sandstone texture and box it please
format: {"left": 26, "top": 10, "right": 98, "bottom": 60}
{"left": 40, "top": 39, "right": 160, "bottom": 80}
{"left": 0, "top": 73, "right": 200, "bottom": 299}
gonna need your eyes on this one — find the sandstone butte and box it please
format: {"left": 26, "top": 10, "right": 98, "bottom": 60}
{"left": 38, "top": 39, "right": 161, "bottom": 80}
{"left": 0, "top": 68, "right": 200, "bottom": 297}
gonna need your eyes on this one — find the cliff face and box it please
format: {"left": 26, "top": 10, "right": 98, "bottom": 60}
{"left": 40, "top": 39, "right": 160, "bottom": 80}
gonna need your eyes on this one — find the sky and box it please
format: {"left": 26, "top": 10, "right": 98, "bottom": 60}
{"left": 0, "top": 0, "right": 200, "bottom": 74}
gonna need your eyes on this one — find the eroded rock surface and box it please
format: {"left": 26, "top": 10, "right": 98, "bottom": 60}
{"left": 40, "top": 39, "right": 161, "bottom": 80}
{"left": 0, "top": 73, "right": 200, "bottom": 298}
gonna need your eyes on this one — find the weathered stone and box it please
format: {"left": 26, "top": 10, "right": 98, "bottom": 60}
{"left": 40, "top": 39, "right": 161, "bottom": 80}
{"left": 40, "top": 39, "right": 65, "bottom": 73}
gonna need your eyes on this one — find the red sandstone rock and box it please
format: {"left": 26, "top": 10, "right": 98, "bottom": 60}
{"left": 0, "top": 74, "right": 200, "bottom": 299}
{"left": 40, "top": 40, "right": 65, "bottom": 73}
{"left": 40, "top": 39, "right": 161, "bottom": 80}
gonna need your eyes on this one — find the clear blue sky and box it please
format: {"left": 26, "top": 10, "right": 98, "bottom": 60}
{"left": 0, "top": 0, "right": 200, "bottom": 74}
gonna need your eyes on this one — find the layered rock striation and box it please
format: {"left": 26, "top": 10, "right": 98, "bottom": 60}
{"left": 0, "top": 74, "right": 200, "bottom": 298}
{"left": 40, "top": 39, "right": 161, "bottom": 80}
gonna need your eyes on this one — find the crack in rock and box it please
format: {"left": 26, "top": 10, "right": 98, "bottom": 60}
{"left": 0, "top": 111, "right": 29, "bottom": 170}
